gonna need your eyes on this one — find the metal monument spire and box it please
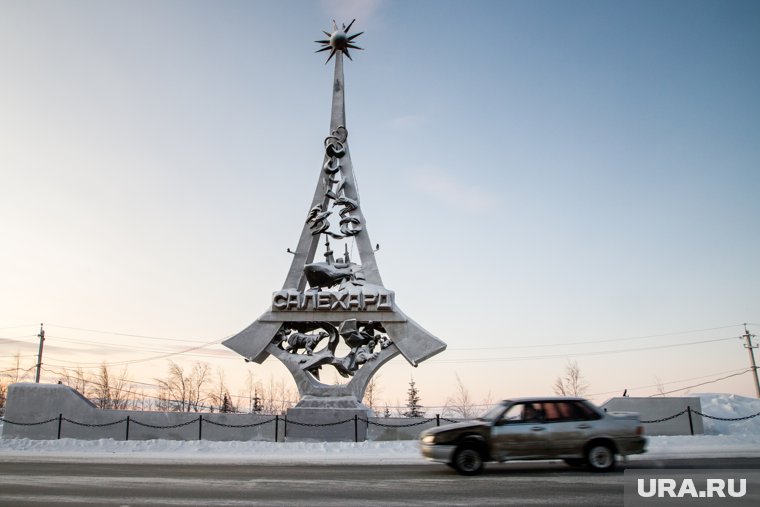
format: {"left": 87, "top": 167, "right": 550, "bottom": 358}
{"left": 223, "top": 21, "right": 445, "bottom": 426}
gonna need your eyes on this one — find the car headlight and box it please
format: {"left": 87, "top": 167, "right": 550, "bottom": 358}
{"left": 421, "top": 435, "right": 436, "bottom": 445}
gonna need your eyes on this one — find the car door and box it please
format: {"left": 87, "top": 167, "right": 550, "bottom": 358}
{"left": 542, "top": 400, "right": 603, "bottom": 456}
{"left": 540, "top": 401, "right": 580, "bottom": 456}
{"left": 491, "top": 402, "right": 550, "bottom": 460}
{"left": 563, "top": 400, "right": 603, "bottom": 453}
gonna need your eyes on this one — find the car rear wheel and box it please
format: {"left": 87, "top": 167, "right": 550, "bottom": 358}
{"left": 452, "top": 445, "right": 484, "bottom": 476}
{"left": 585, "top": 443, "right": 615, "bottom": 472}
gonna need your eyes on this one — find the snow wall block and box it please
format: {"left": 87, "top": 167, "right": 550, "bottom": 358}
{"left": 601, "top": 397, "right": 704, "bottom": 436}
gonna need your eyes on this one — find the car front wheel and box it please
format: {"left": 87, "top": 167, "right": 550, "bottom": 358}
{"left": 585, "top": 443, "right": 615, "bottom": 472}
{"left": 452, "top": 445, "right": 484, "bottom": 476}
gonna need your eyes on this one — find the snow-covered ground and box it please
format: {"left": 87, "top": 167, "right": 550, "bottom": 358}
{"left": 1, "top": 393, "right": 758, "bottom": 464}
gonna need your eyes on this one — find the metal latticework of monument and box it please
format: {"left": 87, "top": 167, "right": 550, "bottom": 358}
{"left": 223, "top": 21, "right": 446, "bottom": 412}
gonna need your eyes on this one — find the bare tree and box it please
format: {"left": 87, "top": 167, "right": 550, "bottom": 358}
{"left": 128, "top": 388, "right": 150, "bottom": 411}
{"left": 654, "top": 376, "right": 666, "bottom": 397}
{"left": 445, "top": 374, "right": 475, "bottom": 419}
{"left": 187, "top": 362, "right": 211, "bottom": 412}
{"left": 9, "top": 352, "right": 30, "bottom": 383}
{"left": 157, "top": 361, "right": 189, "bottom": 412}
{"left": 95, "top": 364, "right": 130, "bottom": 410}
{"left": 241, "top": 370, "right": 260, "bottom": 413}
{"left": 156, "top": 361, "right": 212, "bottom": 412}
{"left": 155, "top": 389, "right": 173, "bottom": 412}
{"left": 481, "top": 390, "right": 494, "bottom": 410}
{"left": 93, "top": 363, "right": 112, "bottom": 409}
{"left": 59, "top": 366, "right": 91, "bottom": 398}
{"left": 553, "top": 360, "right": 589, "bottom": 397}
{"left": 257, "top": 375, "right": 297, "bottom": 415}
{"left": 209, "top": 367, "right": 230, "bottom": 412}
{"left": 363, "top": 374, "right": 382, "bottom": 412}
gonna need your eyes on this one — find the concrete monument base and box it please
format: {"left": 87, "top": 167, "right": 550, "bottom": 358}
{"left": 285, "top": 396, "right": 372, "bottom": 442}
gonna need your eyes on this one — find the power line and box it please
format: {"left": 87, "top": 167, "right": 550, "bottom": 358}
{"left": 0, "top": 324, "right": 36, "bottom": 331}
{"left": 650, "top": 370, "right": 752, "bottom": 397}
{"left": 38, "top": 336, "right": 230, "bottom": 369}
{"left": 429, "top": 336, "right": 738, "bottom": 364}
{"left": 43, "top": 353, "right": 241, "bottom": 367}
{"left": 45, "top": 323, "right": 221, "bottom": 344}
{"left": 0, "top": 335, "right": 38, "bottom": 342}
{"left": 586, "top": 367, "right": 752, "bottom": 398}
{"left": 23, "top": 333, "right": 740, "bottom": 369}
{"left": 48, "top": 335, "right": 230, "bottom": 356}
{"left": 0, "top": 364, "right": 38, "bottom": 375}
{"left": 449, "top": 324, "right": 747, "bottom": 351}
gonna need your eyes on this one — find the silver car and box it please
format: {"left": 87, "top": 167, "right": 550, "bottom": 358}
{"left": 420, "top": 397, "right": 646, "bottom": 475}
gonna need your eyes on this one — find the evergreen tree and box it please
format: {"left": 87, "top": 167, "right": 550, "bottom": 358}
{"left": 220, "top": 392, "right": 233, "bottom": 413}
{"left": 403, "top": 378, "right": 424, "bottom": 417}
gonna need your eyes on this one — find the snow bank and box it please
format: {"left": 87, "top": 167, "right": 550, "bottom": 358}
{"left": 693, "top": 393, "right": 760, "bottom": 436}
{"left": 1, "top": 435, "right": 759, "bottom": 464}
{"left": 0, "top": 438, "right": 425, "bottom": 464}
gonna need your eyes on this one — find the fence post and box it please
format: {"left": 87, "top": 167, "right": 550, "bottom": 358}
{"left": 275, "top": 415, "right": 279, "bottom": 442}
{"left": 57, "top": 413, "right": 63, "bottom": 439}
{"left": 687, "top": 406, "right": 694, "bottom": 436}
{"left": 198, "top": 415, "right": 203, "bottom": 440}
{"left": 354, "top": 414, "right": 358, "bottom": 443}
{"left": 436, "top": 414, "right": 440, "bottom": 427}
{"left": 284, "top": 415, "right": 288, "bottom": 439}
{"left": 125, "top": 416, "right": 130, "bottom": 441}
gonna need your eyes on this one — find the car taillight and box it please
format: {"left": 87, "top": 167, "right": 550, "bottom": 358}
{"left": 636, "top": 425, "right": 644, "bottom": 436}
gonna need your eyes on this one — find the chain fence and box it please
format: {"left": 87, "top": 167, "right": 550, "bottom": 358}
{"left": 638, "top": 406, "right": 760, "bottom": 435}
{"left": 640, "top": 409, "right": 690, "bottom": 424}
{"left": 2, "top": 406, "right": 758, "bottom": 442}
{"left": 0, "top": 413, "right": 440, "bottom": 442}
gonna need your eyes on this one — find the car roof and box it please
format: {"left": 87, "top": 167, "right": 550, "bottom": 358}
{"left": 501, "top": 396, "right": 588, "bottom": 404}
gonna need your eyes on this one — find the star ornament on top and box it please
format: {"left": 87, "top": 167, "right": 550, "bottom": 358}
{"left": 315, "top": 19, "right": 363, "bottom": 63}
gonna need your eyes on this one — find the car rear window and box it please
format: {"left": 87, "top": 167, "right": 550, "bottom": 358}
{"left": 542, "top": 401, "right": 601, "bottom": 421}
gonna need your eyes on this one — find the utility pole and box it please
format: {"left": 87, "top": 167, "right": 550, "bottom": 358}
{"left": 742, "top": 324, "right": 760, "bottom": 398}
{"left": 34, "top": 323, "right": 45, "bottom": 383}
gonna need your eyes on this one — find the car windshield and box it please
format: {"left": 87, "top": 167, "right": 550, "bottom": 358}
{"left": 478, "top": 401, "right": 510, "bottom": 422}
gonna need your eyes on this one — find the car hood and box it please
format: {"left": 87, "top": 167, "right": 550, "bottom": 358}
{"left": 421, "top": 420, "right": 490, "bottom": 440}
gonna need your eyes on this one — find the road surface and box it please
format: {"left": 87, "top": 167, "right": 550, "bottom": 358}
{"left": 0, "top": 458, "right": 758, "bottom": 506}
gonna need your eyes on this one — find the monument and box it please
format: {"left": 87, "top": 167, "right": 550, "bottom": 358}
{"left": 223, "top": 20, "right": 446, "bottom": 438}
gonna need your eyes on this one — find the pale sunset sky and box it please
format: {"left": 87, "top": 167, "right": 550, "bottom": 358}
{"left": 1, "top": 0, "right": 759, "bottom": 410}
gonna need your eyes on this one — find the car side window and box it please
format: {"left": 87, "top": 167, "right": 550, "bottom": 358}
{"left": 543, "top": 402, "right": 562, "bottom": 421}
{"left": 543, "top": 402, "right": 579, "bottom": 422}
{"left": 499, "top": 403, "right": 545, "bottom": 423}
{"left": 543, "top": 401, "right": 601, "bottom": 422}
{"left": 500, "top": 404, "right": 525, "bottom": 423}
{"left": 569, "top": 401, "right": 601, "bottom": 421}
{"left": 521, "top": 403, "right": 544, "bottom": 423}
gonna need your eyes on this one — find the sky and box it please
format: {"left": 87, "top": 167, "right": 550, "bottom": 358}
{"left": 1, "top": 0, "right": 759, "bottom": 411}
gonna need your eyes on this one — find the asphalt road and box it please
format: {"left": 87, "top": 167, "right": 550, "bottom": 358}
{"left": 0, "top": 458, "right": 758, "bottom": 506}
